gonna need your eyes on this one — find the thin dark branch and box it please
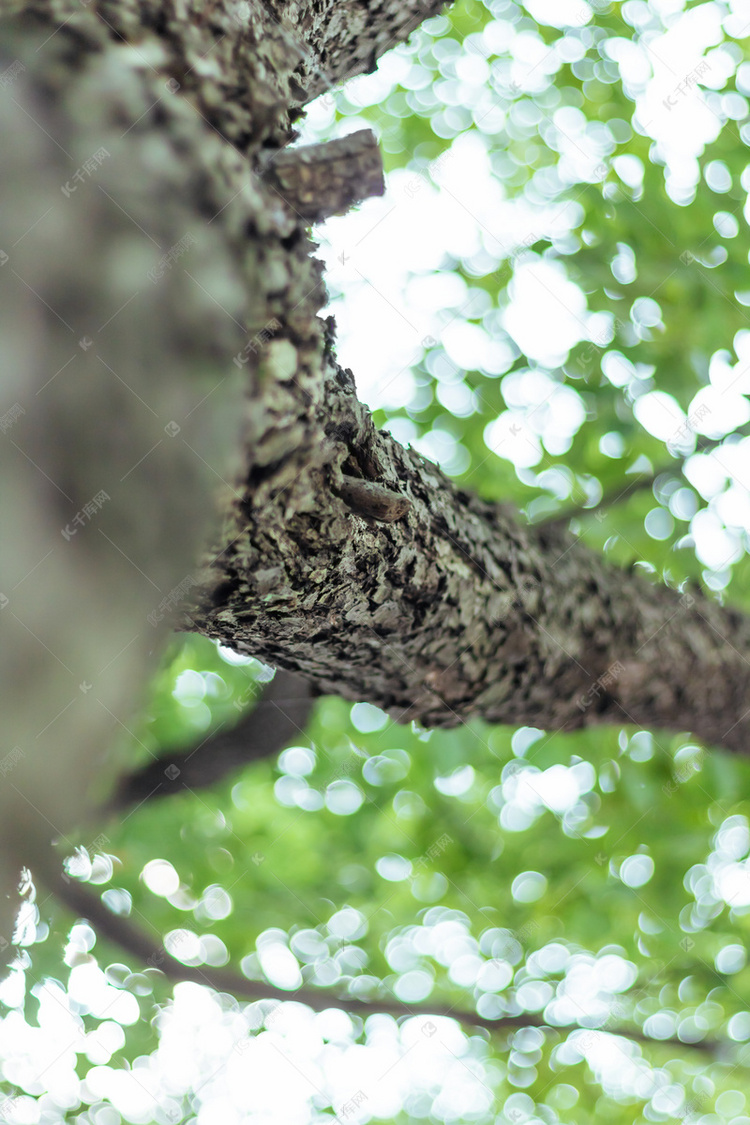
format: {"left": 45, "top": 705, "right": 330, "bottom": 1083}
{"left": 534, "top": 426, "right": 750, "bottom": 532}
{"left": 108, "top": 671, "right": 313, "bottom": 810}
{"left": 45, "top": 864, "right": 725, "bottom": 1056}
{"left": 534, "top": 467, "right": 661, "bottom": 531}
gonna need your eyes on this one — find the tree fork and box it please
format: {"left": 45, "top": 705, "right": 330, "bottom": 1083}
{"left": 2, "top": 0, "right": 749, "bottom": 990}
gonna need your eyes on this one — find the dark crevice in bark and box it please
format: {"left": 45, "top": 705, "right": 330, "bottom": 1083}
{"left": 280, "top": 229, "right": 305, "bottom": 250}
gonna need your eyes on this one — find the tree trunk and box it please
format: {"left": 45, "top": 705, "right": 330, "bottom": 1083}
{"left": 2, "top": 0, "right": 749, "bottom": 959}
{"left": 0, "top": 0, "right": 441, "bottom": 951}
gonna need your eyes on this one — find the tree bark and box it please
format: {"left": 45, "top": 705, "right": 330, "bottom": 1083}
{"left": 184, "top": 343, "right": 750, "bottom": 754}
{"left": 2, "top": 0, "right": 750, "bottom": 970}
{"left": 0, "top": 0, "right": 441, "bottom": 953}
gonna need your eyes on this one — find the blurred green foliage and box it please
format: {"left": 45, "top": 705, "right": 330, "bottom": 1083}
{"left": 6, "top": 1, "right": 750, "bottom": 1122}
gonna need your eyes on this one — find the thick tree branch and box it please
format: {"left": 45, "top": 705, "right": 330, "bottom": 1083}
{"left": 11, "top": 0, "right": 444, "bottom": 154}
{"left": 279, "top": 0, "right": 447, "bottom": 105}
{"left": 184, "top": 349, "right": 750, "bottom": 755}
{"left": 48, "top": 869, "right": 718, "bottom": 1056}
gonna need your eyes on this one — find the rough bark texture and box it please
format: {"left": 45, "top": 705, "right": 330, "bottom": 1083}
{"left": 184, "top": 346, "right": 750, "bottom": 754}
{"left": 263, "top": 129, "right": 385, "bottom": 222}
{"left": 0, "top": 0, "right": 441, "bottom": 952}
{"left": 2, "top": 0, "right": 750, "bottom": 972}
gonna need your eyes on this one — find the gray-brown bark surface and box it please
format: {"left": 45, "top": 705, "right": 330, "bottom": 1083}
{"left": 2, "top": 0, "right": 750, "bottom": 970}
{"left": 185, "top": 341, "right": 750, "bottom": 754}
{"left": 0, "top": 0, "right": 441, "bottom": 950}
{"left": 262, "top": 128, "right": 385, "bottom": 221}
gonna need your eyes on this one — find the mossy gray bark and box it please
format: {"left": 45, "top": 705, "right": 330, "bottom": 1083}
{"left": 0, "top": 0, "right": 442, "bottom": 951}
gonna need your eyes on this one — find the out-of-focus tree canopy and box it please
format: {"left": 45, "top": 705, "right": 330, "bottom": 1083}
{"left": 4, "top": 1, "right": 750, "bottom": 1121}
